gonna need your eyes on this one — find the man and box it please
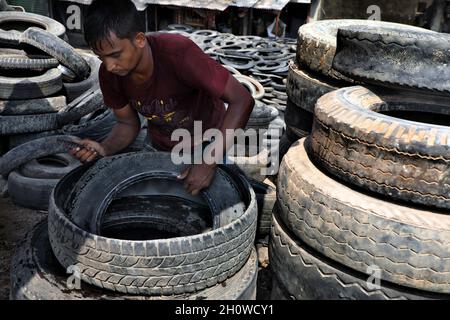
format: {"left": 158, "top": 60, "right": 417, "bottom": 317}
{"left": 70, "top": 0, "right": 254, "bottom": 196}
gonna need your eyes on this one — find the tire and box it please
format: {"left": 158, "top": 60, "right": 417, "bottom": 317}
{"left": 333, "top": 25, "right": 450, "bottom": 93}
{"left": 246, "top": 102, "right": 278, "bottom": 129}
{"left": 309, "top": 86, "right": 450, "bottom": 210}
{"left": 269, "top": 210, "right": 448, "bottom": 300}
{"left": 278, "top": 138, "right": 450, "bottom": 294}
{"left": 0, "top": 67, "right": 62, "bottom": 100}
{"left": 0, "top": 11, "right": 66, "bottom": 47}
{"left": 278, "top": 133, "right": 294, "bottom": 160}
{"left": 48, "top": 156, "right": 257, "bottom": 295}
{"left": 20, "top": 28, "right": 90, "bottom": 81}
{"left": 63, "top": 52, "right": 101, "bottom": 102}
{"left": 248, "top": 178, "right": 276, "bottom": 238}
{"left": 284, "top": 99, "right": 313, "bottom": 136}
{"left": 11, "top": 221, "right": 258, "bottom": 300}
{"left": 229, "top": 146, "right": 271, "bottom": 182}
{"left": 286, "top": 61, "right": 345, "bottom": 113}
{"left": 0, "top": 135, "right": 80, "bottom": 178}
{"left": 296, "top": 19, "right": 432, "bottom": 81}
{"left": 62, "top": 108, "right": 116, "bottom": 142}
{"left": 0, "top": 96, "right": 66, "bottom": 115}
{"left": 0, "top": 55, "right": 59, "bottom": 71}
{"left": 7, "top": 153, "right": 80, "bottom": 210}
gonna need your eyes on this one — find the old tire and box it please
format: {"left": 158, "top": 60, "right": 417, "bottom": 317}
{"left": 309, "top": 86, "right": 450, "bottom": 210}
{"left": 48, "top": 157, "right": 257, "bottom": 296}
{"left": 296, "top": 19, "right": 432, "bottom": 81}
{"left": 249, "top": 178, "right": 276, "bottom": 238}
{"left": 269, "top": 209, "right": 448, "bottom": 300}
{"left": 284, "top": 99, "right": 314, "bottom": 137}
{"left": 278, "top": 139, "right": 450, "bottom": 294}
{"left": 0, "top": 96, "right": 66, "bottom": 115}
{"left": 11, "top": 221, "right": 257, "bottom": 300}
{"left": 333, "top": 25, "right": 450, "bottom": 93}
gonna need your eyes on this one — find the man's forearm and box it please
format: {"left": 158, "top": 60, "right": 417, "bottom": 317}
{"left": 100, "top": 121, "right": 140, "bottom": 156}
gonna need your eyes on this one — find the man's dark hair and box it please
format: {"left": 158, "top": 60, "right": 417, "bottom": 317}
{"left": 84, "top": 0, "right": 145, "bottom": 51}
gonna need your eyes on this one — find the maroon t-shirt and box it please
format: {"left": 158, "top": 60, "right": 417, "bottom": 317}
{"left": 99, "top": 33, "right": 230, "bottom": 151}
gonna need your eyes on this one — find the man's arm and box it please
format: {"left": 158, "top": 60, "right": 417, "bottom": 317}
{"left": 70, "top": 104, "right": 141, "bottom": 162}
{"left": 178, "top": 75, "right": 255, "bottom": 195}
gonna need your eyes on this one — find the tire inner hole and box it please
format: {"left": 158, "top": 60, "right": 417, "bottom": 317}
{"left": 0, "top": 21, "right": 43, "bottom": 32}
{"left": 36, "top": 156, "right": 69, "bottom": 168}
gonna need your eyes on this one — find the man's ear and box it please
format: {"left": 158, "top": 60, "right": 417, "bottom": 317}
{"left": 134, "top": 32, "right": 147, "bottom": 49}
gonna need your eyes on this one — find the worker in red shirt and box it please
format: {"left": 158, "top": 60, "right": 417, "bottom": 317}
{"left": 70, "top": 0, "right": 255, "bottom": 196}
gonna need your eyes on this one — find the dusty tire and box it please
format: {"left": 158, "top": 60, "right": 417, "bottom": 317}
{"left": 333, "top": 25, "right": 450, "bottom": 93}
{"left": 249, "top": 178, "right": 276, "bottom": 238}
{"left": 0, "top": 96, "right": 66, "bottom": 115}
{"left": 0, "top": 55, "right": 59, "bottom": 71}
{"left": 20, "top": 153, "right": 80, "bottom": 179}
{"left": 309, "top": 86, "right": 450, "bottom": 210}
{"left": 286, "top": 61, "right": 345, "bottom": 113}
{"left": 0, "top": 11, "right": 66, "bottom": 47}
{"left": 20, "top": 28, "right": 89, "bottom": 81}
{"left": 63, "top": 52, "right": 101, "bottom": 102}
{"left": 0, "top": 68, "right": 62, "bottom": 100}
{"left": 278, "top": 139, "right": 450, "bottom": 294}
{"left": 11, "top": 221, "right": 258, "bottom": 300}
{"left": 296, "top": 19, "right": 432, "bottom": 81}
{"left": 269, "top": 209, "right": 448, "bottom": 300}
{"left": 284, "top": 99, "right": 313, "bottom": 136}
{"left": 48, "top": 157, "right": 257, "bottom": 296}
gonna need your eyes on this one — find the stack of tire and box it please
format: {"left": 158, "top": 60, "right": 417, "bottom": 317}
{"left": 282, "top": 19, "right": 435, "bottom": 159}
{"left": 11, "top": 152, "right": 259, "bottom": 300}
{"left": 270, "top": 22, "right": 450, "bottom": 299}
{"left": 0, "top": 12, "right": 117, "bottom": 210}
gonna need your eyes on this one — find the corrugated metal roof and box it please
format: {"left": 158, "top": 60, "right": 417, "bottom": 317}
{"left": 228, "top": 0, "right": 260, "bottom": 8}
{"left": 146, "top": 0, "right": 229, "bottom": 10}
{"left": 252, "top": 0, "right": 291, "bottom": 10}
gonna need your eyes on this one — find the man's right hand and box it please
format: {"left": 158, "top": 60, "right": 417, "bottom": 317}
{"left": 69, "top": 138, "right": 107, "bottom": 164}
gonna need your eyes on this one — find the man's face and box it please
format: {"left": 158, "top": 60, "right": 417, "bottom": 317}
{"left": 93, "top": 31, "right": 143, "bottom": 77}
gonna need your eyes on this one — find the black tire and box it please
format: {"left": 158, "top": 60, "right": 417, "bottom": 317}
{"left": 11, "top": 221, "right": 258, "bottom": 300}
{"left": 56, "top": 89, "right": 105, "bottom": 126}
{"left": 0, "top": 135, "right": 80, "bottom": 178}
{"left": 284, "top": 99, "right": 313, "bottom": 136}
{"left": 309, "top": 86, "right": 450, "bottom": 210}
{"left": 248, "top": 178, "right": 276, "bottom": 238}
{"left": 0, "top": 67, "right": 62, "bottom": 100}
{"left": 286, "top": 61, "right": 344, "bottom": 113}
{"left": 48, "top": 157, "right": 257, "bottom": 295}
{"left": 333, "top": 25, "right": 450, "bottom": 93}
{"left": 0, "top": 96, "right": 66, "bottom": 115}
{"left": 269, "top": 210, "right": 448, "bottom": 300}
{"left": 0, "top": 112, "right": 60, "bottom": 135}
{"left": 20, "top": 153, "right": 80, "bottom": 179}
{"left": 62, "top": 108, "right": 116, "bottom": 142}
{"left": 20, "top": 27, "right": 90, "bottom": 81}
{"left": 0, "top": 11, "right": 65, "bottom": 38}
{"left": 8, "top": 170, "right": 57, "bottom": 210}
{"left": 296, "top": 19, "right": 432, "bottom": 81}
{"left": 278, "top": 133, "right": 294, "bottom": 160}
{"left": 0, "top": 55, "right": 59, "bottom": 71}
{"left": 246, "top": 102, "right": 278, "bottom": 129}
{"left": 63, "top": 52, "right": 101, "bottom": 102}
{"left": 279, "top": 139, "right": 450, "bottom": 294}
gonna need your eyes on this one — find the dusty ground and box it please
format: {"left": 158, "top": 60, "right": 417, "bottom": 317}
{"left": 0, "top": 196, "right": 272, "bottom": 300}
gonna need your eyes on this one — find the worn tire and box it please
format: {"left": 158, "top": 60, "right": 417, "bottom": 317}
{"left": 269, "top": 209, "right": 448, "bottom": 300}
{"left": 333, "top": 25, "right": 450, "bottom": 93}
{"left": 48, "top": 157, "right": 257, "bottom": 296}
{"left": 0, "top": 55, "right": 59, "bottom": 71}
{"left": 0, "top": 68, "right": 62, "bottom": 100}
{"left": 249, "top": 178, "right": 276, "bottom": 238}
{"left": 286, "top": 61, "right": 345, "bottom": 113}
{"left": 63, "top": 52, "right": 101, "bottom": 102}
{"left": 11, "top": 221, "right": 257, "bottom": 300}
{"left": 309, "top": 86, "right": 450, "bottom": 210}
{"left": 20, "top": 28, "right": 89, "bottom": 81}
{"left": 284, "top": 99, "right": 314, "bottom": 136}
{"left": 296, "top": 19, "right": 432, "bottom": 81}
{"left": 278, "top": 139, "right": 450, "bottom": 294}
{"left": 0, "top": 96, "right": 66, "bottom": 115}
{"left": 20, "top": 153, "right": 80, "bottom": 180}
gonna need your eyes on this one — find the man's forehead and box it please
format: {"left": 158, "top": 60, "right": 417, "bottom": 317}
{"left": 93, "top": 32, "right": 129, "bottom": 54}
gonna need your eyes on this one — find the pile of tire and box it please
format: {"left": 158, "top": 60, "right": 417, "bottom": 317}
{"left": 11, "top": 152, "right": 259, "bottom": 300}
{"left": 162, "top": 27, "right": 288, "bottom": 183}
{"left": 282, "top": 19, "right": 434, "bottom": 159}
{"left": 0, "top": 12, "right": 116, "bottom": 209}
{"left": 270, "top": 21, "right": 450, "bottom": 300}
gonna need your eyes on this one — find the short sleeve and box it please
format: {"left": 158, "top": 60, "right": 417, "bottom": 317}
{"left": 98, "top": 64, "right": 128, "bottom": 109}
{"left": 177, "top": 43, "right": 230, "bottom": 99}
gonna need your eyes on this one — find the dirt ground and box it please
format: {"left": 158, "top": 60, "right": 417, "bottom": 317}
{"left": 0, "top": 196, "right": 272, "bottom": 300}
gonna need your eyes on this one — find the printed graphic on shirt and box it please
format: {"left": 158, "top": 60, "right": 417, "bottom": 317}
{"left": 131, "top": 97, "right": 193, "bottom": 136}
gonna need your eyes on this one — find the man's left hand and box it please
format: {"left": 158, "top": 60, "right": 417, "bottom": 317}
{"left": 177, "top": 163, "right": 217, "bottom": 196}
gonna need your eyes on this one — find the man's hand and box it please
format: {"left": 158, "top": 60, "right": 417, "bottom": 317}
{"left": 69, "top": 138, "right": 107, "bottom": 164}
{"left": 177, "top": 163, "right": 217, "bottom": 196}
